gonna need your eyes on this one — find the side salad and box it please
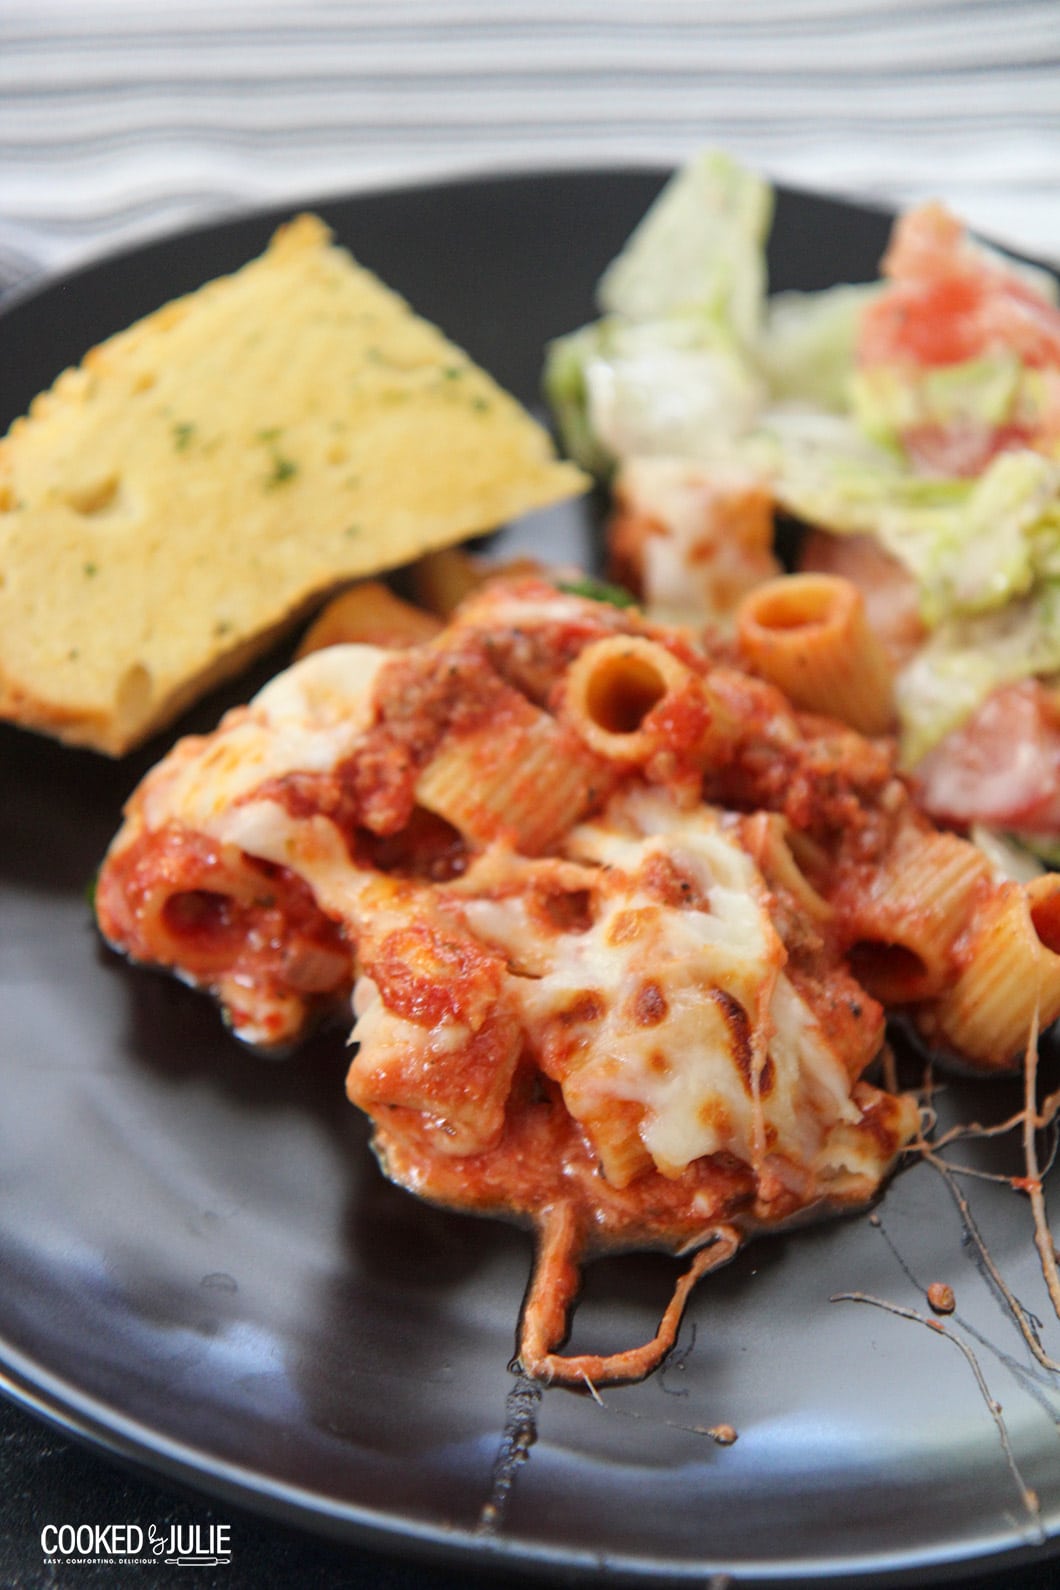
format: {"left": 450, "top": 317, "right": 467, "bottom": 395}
{"left": 545, "top": 151, "right": 1060, "bottom": 857}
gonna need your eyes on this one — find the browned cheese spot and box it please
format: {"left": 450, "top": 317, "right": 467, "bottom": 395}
{"left": 709, "top": 989, "right": 757, "bottom": 1095}
{"left": 540, "top": 887, "right": 593, "bottom": 935}
{"left": 632, "top": 979, "right": 668, "bottom": 1027}
{"left": 697, "top": 1097, "right": 732, "bottom": 1136}
{"left": 557, "top": 991, "right": 606, "bottom": 1026}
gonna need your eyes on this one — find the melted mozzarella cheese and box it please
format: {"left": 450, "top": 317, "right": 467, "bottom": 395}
{"left": 516, "top": 793, "right": 859, "bottom": 1178}
{"left": 768, "top": 973, "right": 862, "bottom": 1135}
{"left": 518, "top": 869, "right": 777, "bottom": 1173}
{"left": 140, "top": 643, "right": 386, "bottom": 832}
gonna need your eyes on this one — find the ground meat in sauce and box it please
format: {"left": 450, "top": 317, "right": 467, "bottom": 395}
{"left": 701, "top": 669, "right": 902, "bottom": 858}
{"left": 257, "top": 638, "right": 554, "bottom": 846}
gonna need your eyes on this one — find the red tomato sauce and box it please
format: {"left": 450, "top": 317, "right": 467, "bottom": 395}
{"left": 96, "top": 824, "right": 351, "bottom": 1001}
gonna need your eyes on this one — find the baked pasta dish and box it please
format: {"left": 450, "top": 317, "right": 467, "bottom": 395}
{"left": 96, "top": 576, "right": 1060, "bottom": 1383}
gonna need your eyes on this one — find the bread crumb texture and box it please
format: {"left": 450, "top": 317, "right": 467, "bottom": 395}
{"left": 0, "top": 214, "right": 586, "bottom": 754}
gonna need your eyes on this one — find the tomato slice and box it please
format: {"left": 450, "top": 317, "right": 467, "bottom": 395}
{"left": 912, "top": 679, "right": 1060, "bottom": 835}
{"left": 859, "top": 202, "right": 1060, "bottom": 371}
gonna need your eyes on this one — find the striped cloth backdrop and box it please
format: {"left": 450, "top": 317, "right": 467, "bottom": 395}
{"left": 0, "top": 0, "right": 1057, "bottom": 294}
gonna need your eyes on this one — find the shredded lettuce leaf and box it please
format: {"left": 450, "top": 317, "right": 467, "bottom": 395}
{"left": 852, "top": 353, "right": 1034, "bottom": 452}
{"left": 544, "top": 316, "right": 765, "bottom": 476}
{"left": 753, "top": 436, "right": 1060, "bottom": 626}
{"left": 896, "top": 584, "right": 1060, "bottom": 764}
{"left": 588, "top": 319, "right": 765, "bottom": 464}
{"left": 544, "top": 151, "right": 772, "bottom": 473}
{"left": 542, "top": 322, "right": 616, "bottom": 478}
{"left": 968, "top": 825, "right": 1046, "bottom": 883}
{"left": 759, "top": 284, "right": 881, "bottom": 411}
{"left": 1010, "top": 831, "right": 1060, "bottom": 869}
{"left": 597, "top": 149, "right": 773, "bottom": 339}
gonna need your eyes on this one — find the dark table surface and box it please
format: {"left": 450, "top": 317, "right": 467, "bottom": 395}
{"left": 4, "top": 1393, "right": 1060, "bottom": 1590}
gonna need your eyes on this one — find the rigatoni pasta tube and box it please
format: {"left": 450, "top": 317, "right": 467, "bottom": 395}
{"left": 297, "top": 581, "right": 443, "bottom": 657}
{"left": 407, "top": 548, "right": 485, "bottom": 616}
{"left": 740, "top": 812, "right": 833, "bottom": 926}
{"left": 736, "top": 574, "right": 895, "bottom": 736}
{"left": 562, "top": 635, "right": 736, "bottom": 766}
{"left": 921, "top": 872, "right": 1060, "bottom": 1071}
{"left": 415, "top": 704, "right": 609, "bottom": 856}
{"left": 840, "top": 825, "right": 989, "bottom": 1005}
{"left": 409, "top": 546, "right": 545, "bottom": 617}
{"left": 110, "top": 837, "right": 294, "bottom": 979}
{"left": 577, "top": 1098, "right": 654, "bottom": 1190}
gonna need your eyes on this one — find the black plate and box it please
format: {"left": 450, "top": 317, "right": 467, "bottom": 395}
{"left": 2, "top": 170, "right": 1060, "bottom": 1588}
